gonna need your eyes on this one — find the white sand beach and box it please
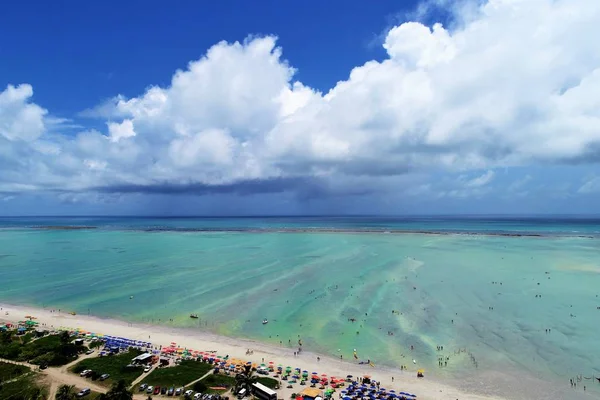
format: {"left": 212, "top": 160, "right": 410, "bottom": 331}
{"left": 0, "top": 303, "right": 589, "bottom": 400}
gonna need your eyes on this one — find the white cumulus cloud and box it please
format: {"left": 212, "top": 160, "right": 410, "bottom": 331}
{"left": 0, "top": 84, "right": 47, "bottom": 142}
{"left": 2, "top": 0, "right": 600, "bottom": 203}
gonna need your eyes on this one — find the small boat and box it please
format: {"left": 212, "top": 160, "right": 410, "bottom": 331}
{"left": 190, "top": 314, "right": 199, "bottom": 319}
{"left": 262, "top": 319, "right": 268, "bottom": 325}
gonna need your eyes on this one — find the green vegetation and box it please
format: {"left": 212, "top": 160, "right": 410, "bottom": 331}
{"left": 0, "top": 361, "right": 30, "bottom": 382}
{"left": 0, "top": 374, "right": 46, "bottom": 400}
{"left": 257, "top": 377, "right": 279, "bottom": 390}
{"left": 234, "top": 368, "right": 258, "bottom": 395}
{"left": 70, "top": 349, "right": 143, "bottom": 386}
{"left": 0, "top": 331, "right": 83, "bottom": 366}
{"left": 146, "top": 360, "right": 212, "bottom": 388}
{"left": 99, "top": 379, "right": 133, "bottom": 400}
{"left": 89, "top": 340, "right": 104, "bottom": 349}
{"left": 196, "top": 373, "right": 236, "bottom": 394}
{"left": 56, "top": 384, "right": 76, "bottom": 400}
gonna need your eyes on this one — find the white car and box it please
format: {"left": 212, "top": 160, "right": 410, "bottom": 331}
{"left": 144, "top": 365, "right": 151, "bottom": 373}
{"left": 185, "top": 390, "right": 194, "bottom": 397}
{"left": 79, "top": 369, "right": 91, "bottom": 377}
{"left": 194, "top": 393, "right": 203, "bottom": 400}
{"left": 257, "top": 366, "right": 269, "bottom": 375}
{"left": 146, "top": 386, "right": 154, "bottom": 394}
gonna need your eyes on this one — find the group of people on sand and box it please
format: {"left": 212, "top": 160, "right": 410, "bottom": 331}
{"left": 569, "top": 376, "right": 586, "bottom": 391}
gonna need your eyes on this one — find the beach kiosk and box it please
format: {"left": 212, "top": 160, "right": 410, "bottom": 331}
{"left": 131, "top": 352, "right": 154, "bottom": 365}
{"left": 299, "top": 388, "right": 323, "bottom": 400}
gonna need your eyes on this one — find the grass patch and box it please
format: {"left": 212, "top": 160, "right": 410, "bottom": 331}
{"left": 70, "top": 349, "right": 144, "bottom": 386}
{"left": 0, "top": 332, "right": 83, "bottom": 366}
{"left": 0, "top": 374, "right": 46, "bottom": 399}
{"left": 146, "top": 360, "right": 213, "bottom": 388}
{"left": 192, "top": 373, "right": 236, "bottom": 394}
{"left": 0, "top": 361, "right": 30, "bottom": 381}
{"left": 257, "top": 377, "right": 279, "bottom": 389}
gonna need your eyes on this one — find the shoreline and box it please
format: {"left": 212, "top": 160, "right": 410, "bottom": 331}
{"left": 0, "top": 303, "right": 589, "bottom": 400}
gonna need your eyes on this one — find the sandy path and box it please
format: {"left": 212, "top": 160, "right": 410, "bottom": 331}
{"left": 48, "top": 380, "right": 58, "bottom": 400}
{"left": 44, "top": 366, "right": 107, "bottom": 393}
{"left": 183, "top": 369, "right": 217, "bottom": 391}
{"left": 130, "top": 368, "right": 153, "bottom": 390}
{"left": 0, "top": 356, "right": 107, "bottom": 394}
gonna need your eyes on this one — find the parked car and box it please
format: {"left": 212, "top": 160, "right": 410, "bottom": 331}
{"left": 168, "top": 387, "right": 175, "bottom": 396}
{"left": 76, "top": 388, "right": 91, "bottom": 398}
{"left": 85, "top": 349, "right": 94, "bottom": 355}
{"left": 184, "top": 390, "right": 194, "bottom": 397}
{"left": 99, "top": 373, "right": 110, "bottom": 381}
{"left": 144, "top": 365, "right": 151, "bottom": 373}
{"left": 194, "top": 393, "right": 203, "bottom": 400}
{"left": 175, "top": 387, "right": 183, "bottom": 396}
{"left": 146, "top": 386, "right": 154, "bottom": 394}
{"left": 139, "top": 383, "right": 148, "bottom": 392}
{"left": 79, "top": 369, "right": 91, "bottom": 377}
{"left": 161, "top": 386, "right": 167, "bottom": 394}
{"left": 154, "top": 386, "right": 161, "bottom": 395}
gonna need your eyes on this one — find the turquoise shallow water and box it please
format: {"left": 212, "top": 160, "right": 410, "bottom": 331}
{"left": 0, "top": 217, "right": 599, "bottom": 393}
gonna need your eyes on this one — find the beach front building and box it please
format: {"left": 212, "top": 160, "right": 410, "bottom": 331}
{"left": 131, "top": 352, "right": 154, "bottom": 365}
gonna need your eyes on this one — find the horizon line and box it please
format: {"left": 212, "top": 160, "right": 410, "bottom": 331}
{"left": 1, "top": 213, "right": 600, "bottom": 218}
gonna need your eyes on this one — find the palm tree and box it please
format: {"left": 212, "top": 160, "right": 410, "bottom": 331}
{"left": 55, "top": 385, "right": 76, "bottom": 400}
{"left": 234, "top": 366, "right": 258, "bottom": 395}
{"left": 101, "top": 380, "right": 133, "bottom": 400}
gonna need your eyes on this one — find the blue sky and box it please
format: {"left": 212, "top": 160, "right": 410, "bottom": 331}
{"left": 1, "top": 0, "right": 600, "bottom": 215}
{"left": 2, "top": 0, "right": 406, "bottom": 117}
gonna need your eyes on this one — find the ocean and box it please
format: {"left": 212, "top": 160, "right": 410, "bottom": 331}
{"left": 0, "top": 216, "right": 599, "bottom": 393}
